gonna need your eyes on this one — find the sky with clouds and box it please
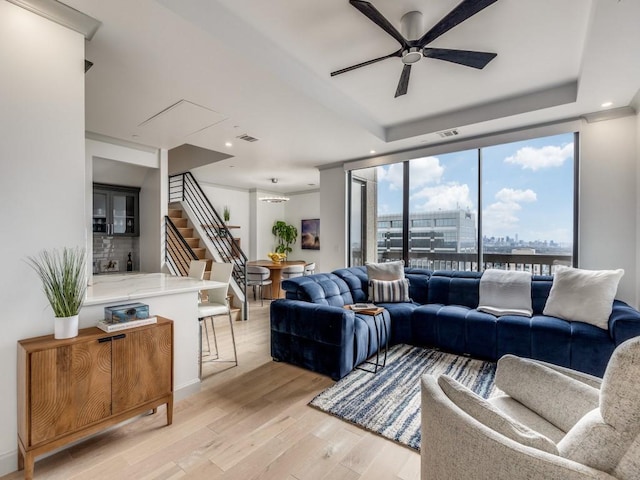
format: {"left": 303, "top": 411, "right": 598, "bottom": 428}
{"left": 376, "top": 133, "right": 575, "bottom": 244}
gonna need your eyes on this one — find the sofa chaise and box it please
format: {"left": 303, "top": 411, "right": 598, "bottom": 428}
{"left": 270, "top": 266, "right": 640, "bottom": 380}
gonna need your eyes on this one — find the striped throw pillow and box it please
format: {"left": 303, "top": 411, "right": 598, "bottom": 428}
{"left": 370, "top": 278, "right": 410, "bottom": 303}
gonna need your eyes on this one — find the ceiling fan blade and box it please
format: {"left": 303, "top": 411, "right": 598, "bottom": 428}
{"left": 394, "top": 64, "right": 411, "bottom": 98}
{"left": 418, "top": 0, "right": 499, "bottom": 47}
{"left": 423, "top": 48, "right": 497, "bottom": 69}
{"left": 331, "top": 49, "right": 402, "bottom": 77}
{"left": 349, "top": 0, "right": 409, "bottom": 49}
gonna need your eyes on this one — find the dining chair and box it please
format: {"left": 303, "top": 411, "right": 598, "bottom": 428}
{"left": 197, "top": 262, "right": 237, "bottom": 378}
{"left": 281, "top": 264, "right": 305, "bottom": 280}
{"left": 304, "top": 262, "right": 316, "bottom": 276}
{"left": 246, "top": 265, "right": 272, "bottom": 306}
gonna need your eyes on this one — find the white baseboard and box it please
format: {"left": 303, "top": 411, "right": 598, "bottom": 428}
{"left": 0, "top": 449, "right": 17, "bottom": 477}
{"left": 174, "top": 378, "right": 201, "bottom": 401}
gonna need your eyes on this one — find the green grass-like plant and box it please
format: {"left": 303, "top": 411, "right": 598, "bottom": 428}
{"left": 27, "top": 247, "right": 87, "bottom": 318}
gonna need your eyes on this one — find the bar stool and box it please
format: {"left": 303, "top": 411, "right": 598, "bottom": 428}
{"left": 197, "top": 262, "right": 237, "bottom": 378}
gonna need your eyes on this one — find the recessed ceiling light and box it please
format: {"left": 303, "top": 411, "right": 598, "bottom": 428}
{"left": 601, "top": 101, "right": 613, "bottom": 108}
{"left": 370, "top": 150, "right": 376, "bottom": 154}
{"left": 225, "top": 141, "right": 233, "bottom": 147}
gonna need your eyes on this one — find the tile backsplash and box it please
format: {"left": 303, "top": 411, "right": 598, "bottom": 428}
{"left": 93, "top": 236, "right": 139, "bottom": 274}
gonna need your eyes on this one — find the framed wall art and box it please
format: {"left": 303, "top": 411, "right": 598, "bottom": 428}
{"left": 301, "top": 218, "right": 320, "bottom": 250}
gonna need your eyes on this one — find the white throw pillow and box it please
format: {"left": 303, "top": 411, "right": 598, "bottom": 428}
{"left": 477, "top": 269, "right": 532, "bottom": 317}
{"left": 366, "top": 260, "right": 404, "bottom": 281}
{"left": 366, "top": 261, "right": 404, "bottom": 301}
{"left": 543, "top": 266, "right": 624, "bottom": 329}
{"left": 438, "top": 375, "right": 559, "bottom": 455}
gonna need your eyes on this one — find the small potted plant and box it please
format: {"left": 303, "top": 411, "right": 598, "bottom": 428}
{"left": 27, "top": 247, "right": 87, "bottom": 339}
{"left": 223, "top": 205, "right": 230, "bottom": 223}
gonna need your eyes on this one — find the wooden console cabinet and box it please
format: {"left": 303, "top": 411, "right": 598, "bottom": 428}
{"left": 17, "top": 317, "right": 174, "bottom": 479}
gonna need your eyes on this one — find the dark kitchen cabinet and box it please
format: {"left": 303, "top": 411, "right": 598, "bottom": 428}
{"left": 93, "top": 183, "right": 140, "bottom": 236}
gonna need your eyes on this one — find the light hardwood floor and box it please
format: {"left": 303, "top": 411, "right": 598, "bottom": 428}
{"left": 5, "top": 299, "right": 420, "bottom": 480}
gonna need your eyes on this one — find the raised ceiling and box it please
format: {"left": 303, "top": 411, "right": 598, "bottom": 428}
{"left": 70, "top": 0, "right": 640, "bottom": 194}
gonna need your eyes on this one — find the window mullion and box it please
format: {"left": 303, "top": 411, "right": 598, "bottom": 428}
{"left": 402, "top": 161, "right": 410, "bottom": 264}
{"left": 477, "top": 148, "right": 483, "bottom": 272}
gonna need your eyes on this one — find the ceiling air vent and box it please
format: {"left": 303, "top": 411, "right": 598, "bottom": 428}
{"left": 437, "top": 129, "right": 459, "bottom": 138}
{"left": 237, "top": 133, "right": 259, "bottom": 142}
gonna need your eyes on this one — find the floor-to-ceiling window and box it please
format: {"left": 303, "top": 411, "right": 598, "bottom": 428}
{"left": 348, "top": 132, "right": 576, "bottom": 273}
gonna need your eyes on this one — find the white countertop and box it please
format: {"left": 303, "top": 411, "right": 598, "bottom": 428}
{"left": 85, "top": 272, "right": 225, "bottom": 306}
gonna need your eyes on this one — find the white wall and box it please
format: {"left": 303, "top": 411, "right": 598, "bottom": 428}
{"left": 319, "top": 167, "right": 348, "bottom": 272}
{"left": 579, "top": 115, "right": 638, "bottom": 305}
{"left": 249, "top": 190, "right": 286, "bottom": 260}
{"left": 198, "top": 182, "right": 250, "bottom": 256}
{"left": 0, "top": 3, "right": 86, "bottom": 474}
{"left": 139, "top": 149, "right": 167, "bottom": 273}
{"left": 637, "top": 109, "right": 640, "bottom": 308}
{"left": 284, "top": 191, "right": 321, "bottom": 268}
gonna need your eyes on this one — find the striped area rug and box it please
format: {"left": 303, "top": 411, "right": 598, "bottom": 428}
{"left": 309, "top": 344, "right": 498, "bottom": 451}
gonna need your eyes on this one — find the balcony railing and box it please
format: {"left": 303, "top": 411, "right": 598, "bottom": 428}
{"left": 370, "top": 251, "right": 572, "bottom": 276}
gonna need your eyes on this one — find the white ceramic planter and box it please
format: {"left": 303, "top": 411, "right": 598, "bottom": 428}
{"left": 54, "top": 314, "right": 79, "bottom": 339}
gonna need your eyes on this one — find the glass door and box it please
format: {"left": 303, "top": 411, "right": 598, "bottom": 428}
{"left": 350, "top": 177, "right": 366, "bottom": 266}
{"left": 93, "top": 192, "right": 108, "bottom": 233}
{"left": 111, "top": 193, "right": 136, "bottom": 234}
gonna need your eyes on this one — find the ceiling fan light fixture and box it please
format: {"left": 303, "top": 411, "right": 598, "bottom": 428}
{"left": 402, "top": 47, "right": 423, "bottom": 64}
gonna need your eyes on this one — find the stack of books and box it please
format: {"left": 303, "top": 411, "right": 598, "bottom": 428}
{"left": 345, "top": 303, "right": 383, "bottom": 315}
{"left": 97, "top": 302, "right": 157, "bottom": 332}
{"left": 351, "top": 303, "right": 377, "bottom": 311}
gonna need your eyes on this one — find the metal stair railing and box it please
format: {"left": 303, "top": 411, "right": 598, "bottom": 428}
{"left": 165, "top": 215, "right": 198, "bottom": 276}
{"left": 169, "top": 172, "right": 247, "bottom": 319}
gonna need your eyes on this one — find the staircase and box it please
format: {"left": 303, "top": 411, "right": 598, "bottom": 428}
{"left": 166, "top": 172, "right": 248, "bottom": 319}
{"left": 166, "top": 207, "right": 242, "bottom": 321}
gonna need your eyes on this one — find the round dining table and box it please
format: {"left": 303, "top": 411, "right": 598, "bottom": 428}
{"left": 246, "top": 259, "right": 306, "bottom": 299}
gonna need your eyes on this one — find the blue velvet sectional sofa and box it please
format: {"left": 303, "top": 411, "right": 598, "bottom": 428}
{"left": 270, "top": 267, "right": 640, "bottom": 380}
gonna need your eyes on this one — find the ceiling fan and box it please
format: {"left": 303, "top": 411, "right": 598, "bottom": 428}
{"left": 331, "top": 0, "right": 499, "bottom": 97}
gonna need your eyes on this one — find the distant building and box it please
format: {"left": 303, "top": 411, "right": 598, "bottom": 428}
{"left": 512, "top": 248, "right": 536, "bottom": 254}
{"left": 377, "top": 209, "right": 477, "bottom": 261}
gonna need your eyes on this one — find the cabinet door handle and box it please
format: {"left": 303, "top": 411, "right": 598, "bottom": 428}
{"left": 98, "top": 333, "right": 126, "bottom": 342}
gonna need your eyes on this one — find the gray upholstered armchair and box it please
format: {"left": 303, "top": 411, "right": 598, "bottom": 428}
{"left": 420, "top": 336, "right": 640, "bottom": 480}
